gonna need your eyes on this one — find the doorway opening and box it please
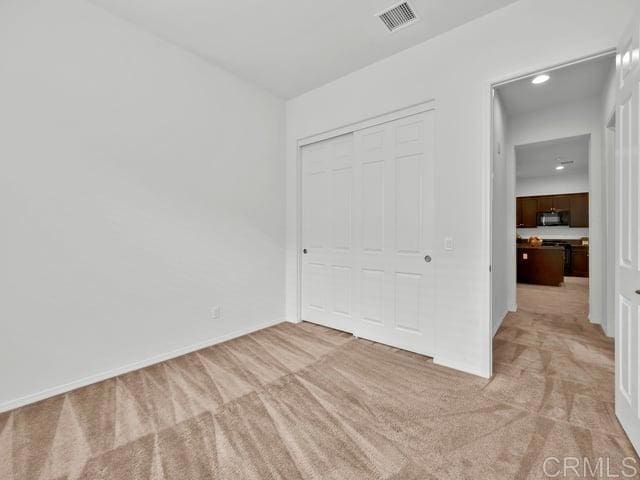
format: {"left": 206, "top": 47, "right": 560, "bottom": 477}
{"left": 490, "top": 51, "right": 617, "bottom": 398}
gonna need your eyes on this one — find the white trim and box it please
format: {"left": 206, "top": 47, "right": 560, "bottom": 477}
{"left": 0, "top": 318, "right": 282, "bottom": 413}
{"left": 434, "top": 356, "right": 491, "bottom": 379}
{"left": 297, "top": 99, "right": 435, "bottom": 147}
{"left": 508, "top": 303, "right": 518, "bottom": 312}
{"left": 485, "top": 82, "right": 494, "bottom": 379}
{"left": 491, "top": 49, "right": 616, "bottom": 88}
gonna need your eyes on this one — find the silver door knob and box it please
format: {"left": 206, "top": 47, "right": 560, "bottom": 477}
{"left": 424, "top": 255, "right": 432, "bottom": 263}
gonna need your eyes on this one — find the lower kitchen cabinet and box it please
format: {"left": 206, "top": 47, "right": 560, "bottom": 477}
{"left": 570, "top": 246, "right": 589, "bottom": 277}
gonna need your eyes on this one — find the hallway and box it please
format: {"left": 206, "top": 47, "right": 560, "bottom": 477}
{"left": 490, "top": 278, "right": 630, "bottom": 463}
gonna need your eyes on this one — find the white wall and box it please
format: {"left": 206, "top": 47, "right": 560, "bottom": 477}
{"left": 516, "top": 172, "right": 590, "bottom": 239}
{"left": 285, "top": 0, "right": 634, "bottom": 378}
{"left": 506, "top": 95, "right": 605, "bottom": 325}
{"left": 492, "top": 91, "right": 509, "bottom": 335}
{"left": 516, "top": 172, "right": 590, "bottom": 197}
{"left": 0, "top": 0, "right": 285, "bottom": 410}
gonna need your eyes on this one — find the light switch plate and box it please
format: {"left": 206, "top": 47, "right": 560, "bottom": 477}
{"left": 444, "top": 237, "right": 454, "bottom": 251}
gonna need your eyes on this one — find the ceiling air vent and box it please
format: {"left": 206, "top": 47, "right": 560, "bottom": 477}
{"left": 377, "top": 2, "right": 419, "bottom": 32}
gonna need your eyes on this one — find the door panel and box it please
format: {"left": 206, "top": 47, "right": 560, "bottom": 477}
{"left": 361, "top": 268, "right": 384, "bottom": 324}
{"left": 301, "top": 134, "right": 355, "bottom": 332}
{"left": 395, "top": 154, "right": 422, "bottom": 254}
{"left": 331, "top": 168, "right": 352, "bottom": 250}
{"left": 615, "top": 8, "right": 640, "bottom": 454}
{"left": 362, "top": 160, "right": 385, "bottom": 252}
{"left": 394, "top": 272, "right": 422, "bottom": 332}
{"left": 353, "top": 110, "right": 435, "bottom": 356}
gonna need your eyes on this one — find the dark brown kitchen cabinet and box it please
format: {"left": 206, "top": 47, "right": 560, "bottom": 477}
{"left": 521, "top": 197, "right": 538, "bottom": 228}
{"left": 570, "top": 246, "right": 589, "bottom": 277}
{"left": 516, "top": 197, "right": 523, "bottom": 227}
{"left": 515, "top": 192, "right": 588, "bottom": 228}
{"left": 537, "top": 196, "right": 553, "bottom": 212}
{"left": 553, "top": 195, "right": 571, "bottom": 211}
{"left": 570, "top": 193, "right": 589, "bottom": 228}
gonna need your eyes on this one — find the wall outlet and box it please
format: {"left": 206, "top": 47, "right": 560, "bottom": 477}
{"left": 211, "top": 306, "right": 221, "bottom": 320}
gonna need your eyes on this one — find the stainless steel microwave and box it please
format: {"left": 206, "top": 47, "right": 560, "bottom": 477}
{"left": 537, "top": 210, "right": 570, "bottom": 226}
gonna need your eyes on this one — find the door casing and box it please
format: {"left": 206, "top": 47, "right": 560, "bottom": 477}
{"left": 488, "top": 48, "right": 617, "bottom": 380}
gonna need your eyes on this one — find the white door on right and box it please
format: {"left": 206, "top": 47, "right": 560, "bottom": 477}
{"left": 615, "top": 8, "right": 640, "bottom": 453}
{"left": 353, "top": 109, "right": 435, "bottom": 356}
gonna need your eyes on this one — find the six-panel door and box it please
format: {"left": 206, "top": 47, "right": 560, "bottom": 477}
{"left": 615, "top": 9, "right": 640, "bottom": 453}
{"left": 353, "top": 111, "right": 435, "bottom": 356}
{"left": 301, "top": 134, "right": 356, "bottom": 333}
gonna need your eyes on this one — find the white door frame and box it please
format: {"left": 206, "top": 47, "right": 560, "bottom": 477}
{"left": 488, "top": 48, "right": 616, "bottom": 371}
{"left": 604, "top": 110, "right": 617, "bottom": 338}
{"left": 295, "top": 100, "right": 435, "bottom": 326}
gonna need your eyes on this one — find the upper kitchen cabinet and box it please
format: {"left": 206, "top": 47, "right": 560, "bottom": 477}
{"left": 553, "top": 195, "right": 571, "bottom": 211}
{"left": 569, "top": 193, "right": 589, "bottom": 227}
{"left": 516, "top": 197, "right": 523, "bottom": 228}
{"left": 515, "top": 192, "right": 588, "bottom": 228}
{"left": 521, "top": 197, "right": 538, "bottom": 228}
{"left": 537, "top": 196, "right": 553, "bottom": 212}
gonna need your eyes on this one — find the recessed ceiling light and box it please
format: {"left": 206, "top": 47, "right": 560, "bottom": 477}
{"left": 532, "top": 74, "right": 550, "bottom": 85}
{"left": 555, "top": 165, "right": 564, "bottom": 170}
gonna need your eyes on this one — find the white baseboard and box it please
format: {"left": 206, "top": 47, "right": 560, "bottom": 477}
{"left": 434, "top": 356, "right": 491, "bottom": 379}
{"left": 0, "top": 318, "right": 283, "bottom": 414}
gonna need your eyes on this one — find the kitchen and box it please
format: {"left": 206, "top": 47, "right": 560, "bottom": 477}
{"left": 516, "top": 191, "right": 589, "bottom": 286}
{"left": 513, "top": 134, "right": 590, "bottom": 288}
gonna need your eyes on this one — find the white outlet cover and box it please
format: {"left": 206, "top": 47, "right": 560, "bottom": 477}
{"left": 211, "top": 306, "right": 221, "bottom": 319}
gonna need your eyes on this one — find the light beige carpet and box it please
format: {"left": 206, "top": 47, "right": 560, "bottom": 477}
{"left": 0, "top": 278, "right": 636, "bottom": 479}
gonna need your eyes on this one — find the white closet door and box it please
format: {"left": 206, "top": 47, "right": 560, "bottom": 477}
{"left": 301, "top": 134, "right": 355, "bottom": 333}
{"left": 353, "top": 111, "right": 436, "bottom": 356}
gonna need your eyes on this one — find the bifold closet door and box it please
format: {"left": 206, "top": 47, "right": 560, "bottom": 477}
{"left": 301, "top": 134, "right": 355, "bottom": 333}
{"left": 353, "top": 111, "right": 435, "bottom": 356}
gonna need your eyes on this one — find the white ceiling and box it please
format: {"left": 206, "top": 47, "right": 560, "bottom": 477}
{"left": 497, "top": 54, "right": 615, "bottom": 116}
{"left": 88, "top": 0, "right": 519, "bottom": 98}
{"left": 516, "top": 135, "right": 590, "bottom": 179}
